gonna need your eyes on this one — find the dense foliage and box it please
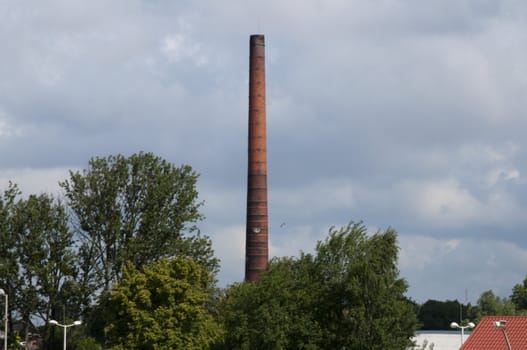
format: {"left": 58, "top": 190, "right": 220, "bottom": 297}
{"left": 0, "top": 185, "right": 77, "bottom": 349}
{"left": 417, "top": 291, "right": 519, "bottom": 330}
{"left": 511, "top": 276, "right": 527, "bottom": 311}
{"left": 104, "top": 257, "right": 222, "bottom": 350}
{"left": 0, "top": 153, "right": 216, "bottom": 350}
{"left": 418, "top": 300, "right": 467, "bottom": 330}
{"left": 219, "top": 222, "right": 418, "bottom": 350}
{"left": 60, "top": 152, "right": 218, "bottom": 298}
{"left": 219, "top": 256, "right": 322, "bottom": 349}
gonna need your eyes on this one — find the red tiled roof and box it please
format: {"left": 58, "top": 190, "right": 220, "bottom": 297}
{"left": 460, "top": 316, "right": 527, "bottom": 350}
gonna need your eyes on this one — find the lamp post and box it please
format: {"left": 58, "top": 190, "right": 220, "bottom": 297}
{"left": 450, "top": 321, "right": 475, "bottom": 345}
{"left": 0, "top": 289, "right": 7, "bottom": 350}
{"left": 494, "top": 320, "right": 512, "bottom": 350}
{"left": 49, "top": 320, "right": 82, "bottom": 350}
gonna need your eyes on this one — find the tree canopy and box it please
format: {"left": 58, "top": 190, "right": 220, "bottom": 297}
{"left": 219, "top": 256, "right": 322, "bottom": 350}
{"left": 511, "top": 277, "right": 527, "bottom": 312}
{"left": 60, "top": 152, "right": 218, "bottom": 299}
{"left": 0, "top": 185, "right": 77, "bottom": 350}
{"left": 0, "top": 153, "right": 219, "bottom": 350}
{"left": 417, "top": 299, "right": 466, "bottom": 330}
{"left": 476, "top": 290, "right": 516, "bottom": 317}
{"left": 219, "top": 222, "right": 418, "bottom": 350}
{"left": 104, "top": 257, "right": 222, "bottom": 350}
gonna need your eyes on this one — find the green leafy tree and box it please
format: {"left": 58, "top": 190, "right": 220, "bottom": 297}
{"left": 314, "top": 223, "right": 417, "bottom": 350}
{"left": 10, "top": 193, "right": 77, "bottom": 350}
{"left": 417, "top": 300, "right": 467, "bottom": 330}
{"left": 475, "top": 290, "right": 516, "bottom": 318}
{"left": 60, "top": 152, "right": 218, "bottom": 305}
{"left": 75, "top": 337, "right": 101, "bottom": 350}
{"left": 104, "top": 257, "right": 222, "bottom": 350}
{"left": 219, "top": 256, "right": 322, "bottom": 350}
{"left": 219, "top": 222, "right": 417, "bottom": 350}
{"left": 511, "top": 276, "right": 527, "bottom": 312}
{"left": 0, "top": 183, "right": 20, "bottom": 338}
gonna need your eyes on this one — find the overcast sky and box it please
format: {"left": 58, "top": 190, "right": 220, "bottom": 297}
{"left": 2, "top": 0, "right": 527, "bottom": 304}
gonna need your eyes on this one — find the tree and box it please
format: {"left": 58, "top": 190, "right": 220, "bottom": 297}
{"left": 0, "top": 185, "right": 83, "bottom": 350}
{"left": 0, "top": 153, "right": 218, "bottom": 349}
{"left": 219, "top": 256, "right": 322, "bottom": 350}
{"left": 511, "top": 276, "right": 527, "bottom": 311}
{"left": 417, "top": 300, "right": 467, "bottom": 330}
{"left": 0, "top": 183, "right": 20, "bottom": 338}
{"left": 104, "top": 257, "right": 222, "bottom": 350}
{"left": 60, "top": 152, "right": 218, "bottom": 302}
{"left": 313, "top": 222, "right": 417, "bottom": 350}
{"left": 219, "top": 222, "right": 418, "bottom": 350}
{"left": 11, "top": 193, "right": 77, "bottom": 350}
{"left": 475, "top": 290, "right": 516, "bottom": 318}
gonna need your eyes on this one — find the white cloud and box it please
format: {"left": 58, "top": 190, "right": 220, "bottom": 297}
{"left": 0, "top": 167, "right": 72, "bottom": 196}
{"left": 200, "top": 185, "right": 245, "bottom": 224}
{"left": 269, "top": 224, "right": 320, "bottom": 258}
{"left": 161, "top": 34, "right": 208, "bottom": 66}
{"left": 486, "top": 167, "right": 520, "bottom": 186}
{"left": 0, "top": 118, "right": 16, "bottom": 138}
{"left": 352, "top": 174, "right": 527, "bottom": 231}
{"left": 445, "top": 239, "right": 461, "bottom": 251}
{"left": 271, "top": 178, "right": 355, "bottom": 218}
{"left": 409, "top": 179, "right": 482, "bottom": 225}
{"left": 209, "top": 224, "right": 245, "bottom": 286}
{"left": 399, "top": 235, "right": 459, "bottom": 273}
{"left": 399, "top": 235, "right": 527, "bottom": 303}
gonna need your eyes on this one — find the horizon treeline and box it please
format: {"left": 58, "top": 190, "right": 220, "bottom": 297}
{"left": 417, "top": 282, "right": 527, "bottom": 330}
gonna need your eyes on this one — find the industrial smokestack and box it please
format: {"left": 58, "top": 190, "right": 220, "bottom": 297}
{"left": 245, "top": 34, "right": 268, "bottom": 282}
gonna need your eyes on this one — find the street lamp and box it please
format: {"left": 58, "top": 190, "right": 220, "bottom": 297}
{"left": 450, "top": 321, "right": 475, "bottom": 345}
{"left": 0, "top": 289, "right": 7, "bottom": 350}
{"left": 49, "top": 319, "right": 82, "bottom": 350}
{"left": 494, "top": 320, "right": 512, "bottom": 350}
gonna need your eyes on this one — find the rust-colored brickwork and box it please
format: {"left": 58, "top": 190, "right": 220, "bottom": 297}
{"left": 245, "top": 34, "right": 268, "bottom": 282}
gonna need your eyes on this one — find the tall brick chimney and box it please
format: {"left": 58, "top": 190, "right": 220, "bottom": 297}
{"left": 245, "top": 34, "right": 268, "bottom": 282}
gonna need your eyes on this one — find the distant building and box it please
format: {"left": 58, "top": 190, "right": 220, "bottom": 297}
{"left": 460, "top": 316, "right": 527, "bottom": 350}
{"left": 410, "top": 330, "right": 471, "bottom": 350}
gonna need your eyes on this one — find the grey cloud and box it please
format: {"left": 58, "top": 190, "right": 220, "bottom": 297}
{"left": 399, "top": 235, "right": 527, "bottom": 303}
{"left": 2, "top": 0, "right": 527, "bottom": 302}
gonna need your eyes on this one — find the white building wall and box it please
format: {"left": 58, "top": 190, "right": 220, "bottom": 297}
{"left": 409, "top": 331, "right": 471, "bottom": 350}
